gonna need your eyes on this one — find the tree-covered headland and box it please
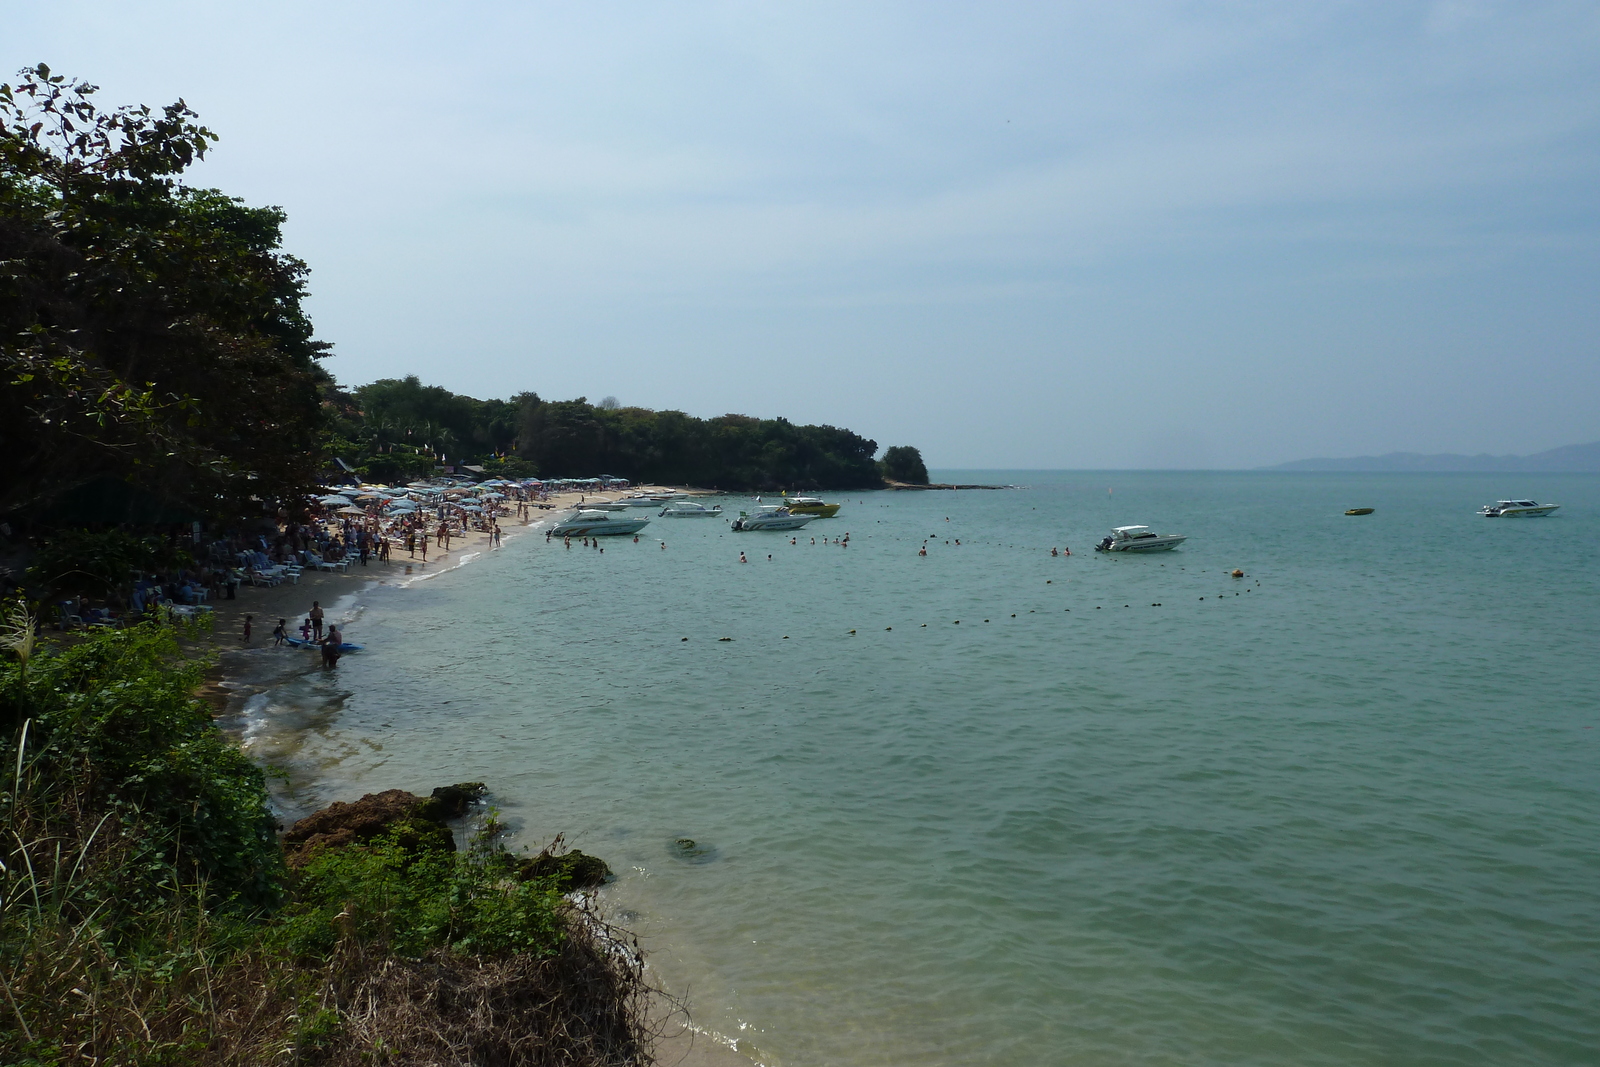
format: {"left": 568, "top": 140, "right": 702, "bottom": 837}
{"left": 0, "top": 62, "right": 921, "bottom": 528}
{"left": 329, "top": 377, "right": 895, "bottom": 491}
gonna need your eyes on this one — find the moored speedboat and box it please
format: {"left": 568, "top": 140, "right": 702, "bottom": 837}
{"left": 1479, "top": 499, "right": 1559, "bottom": 517}
{"left": 551, "top": 510, "right": 652, "bottom": 536}
{"left": 1094, "top": 525, "right": 1187, "bottom": 552}
{"left": 660, "top": 502, "right": 723, "bottom": 517}
{"left": 783, "top": 496, "right": 842, "bottom": 517}
{"left": 730, "top": 506, "right": 815, "bottom": 532}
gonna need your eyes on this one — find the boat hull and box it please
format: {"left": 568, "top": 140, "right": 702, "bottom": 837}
{"left": 1345, "top": 508, "right": 1375, "bottom": 516}
{"left": 1103, "top": 537, "right": 1185, "bottom": 552}
{"left": 786, "top": 503, "right": 841, "bottom": 517}
{"left": 1481, "top": 505, "right": 1559, "bottom": 517}
{"left": 660, "top": 507, "right": 722, "bottom": 517}
{"left": 551, "top": 517, "right": 652, "bottom": 536}
{"left": 732, "top": 515, "right": 815, "bottom": 531}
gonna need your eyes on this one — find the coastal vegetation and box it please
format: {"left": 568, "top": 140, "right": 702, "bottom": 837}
{"left": 0, "top": 617, "right": 651, "bottom": 1064}
{"left": 0, "top": 65, "right": 328, "bottom": 524}
{"left": 880, "top": 445, "right": 930, "bottom": 485}
{"left": 327, "top": 378, "right": 888, "bottom": 491}
{"left": 2, "top": 62, "right": 915, "bottom": 536}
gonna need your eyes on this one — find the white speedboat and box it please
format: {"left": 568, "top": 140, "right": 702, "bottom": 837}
{"left": 1479, "top": 499, "right": 1559, "bottom": 517}
{"left": 1094, "top": 525, "right": 1187, "bottom": 552}
{"left": 660, "top": 502, "right": 723, "bottom": 517}
{"left": 550, "top": 510, "right": 652, "bottom": 537}
{"left": 730, "top": 506, "right": 815, "bottom": 532}
{"left": 576, "top": 499, "right": 634, "bottom": 511}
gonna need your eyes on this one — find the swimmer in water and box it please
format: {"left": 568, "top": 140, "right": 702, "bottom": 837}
{"left": 739, "top": 551, "right": 747, "bottom": 563}
{"left": 919, "top": 545, "right": 927, "bottom": 556}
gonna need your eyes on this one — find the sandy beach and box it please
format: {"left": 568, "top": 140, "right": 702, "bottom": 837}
{"left": 201, "top": 486, "right": 666, "bottom": 654}
{"left": 205, "top": 485, "right": 753, "bottom": 1067}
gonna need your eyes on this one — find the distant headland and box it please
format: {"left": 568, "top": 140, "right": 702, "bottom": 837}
{"left": 1262, "top": 440, "right": 1600, "bottom": 473}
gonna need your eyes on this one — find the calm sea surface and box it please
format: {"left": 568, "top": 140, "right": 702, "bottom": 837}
{"left": 228, "top": 472, "right": 1600, "bottom": 1066}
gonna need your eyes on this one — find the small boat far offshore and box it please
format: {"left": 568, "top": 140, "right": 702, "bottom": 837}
{"left": 1345, "top": 508, "right": 1375, "bottom": 515}
{"left": 1479, "top": 499, "right": 1559, "bottom": 517}
{"left": 1094, "top": 526, "right": 1187, "bottom": 552}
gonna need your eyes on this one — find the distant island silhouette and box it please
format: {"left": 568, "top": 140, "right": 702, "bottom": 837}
{"left": 1264, "top": 441, "right": 1600, "bottom": 472}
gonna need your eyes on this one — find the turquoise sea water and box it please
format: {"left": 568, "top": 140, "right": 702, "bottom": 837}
{"left": 229, "top": 472, "right": 1600, "bottom": 1066}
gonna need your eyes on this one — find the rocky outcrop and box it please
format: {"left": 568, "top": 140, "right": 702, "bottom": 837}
{"left": 281, "top": 783, "right": 486, "bottom": 868}
{"left": 518, "top": 849, "right": 612, "bottom": 891}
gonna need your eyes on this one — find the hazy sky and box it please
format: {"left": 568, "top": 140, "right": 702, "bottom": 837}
{"left": 8, "top": 2, "right": 1599, "bottom": 467}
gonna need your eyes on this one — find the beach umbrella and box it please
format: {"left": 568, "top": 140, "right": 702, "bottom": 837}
{"left": 481, "top": 492, "right": 506, "bottom": 499}
{"left": 337, "top": 506, "right": 366, "bottom": 516}
{"left": 462, "top": 505, "right": 483, "bottom": 511}
{"left": 319, "top": 495, "right": 353, "bottom": 505}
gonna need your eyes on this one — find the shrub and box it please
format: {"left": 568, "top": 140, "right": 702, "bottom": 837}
{"left": 275, "top": 827, "right": 566, "bottom": 960}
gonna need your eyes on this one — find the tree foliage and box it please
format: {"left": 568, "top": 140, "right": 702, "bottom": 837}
{"left": 880, "top": 445, "right": 929, "bottom": 484}
{"left": 514, "top": 396, "right": 883, "bottom": 489}
{"left": 0, "top": 64, "right": 329, "bottom": 521}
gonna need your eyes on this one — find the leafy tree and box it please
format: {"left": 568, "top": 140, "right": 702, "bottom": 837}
{"left": 880, "top": 445, "right": 929, "bottom": 484}
{"left": 0, "top": 64, "right": 329, "bottom": 521}
{"left": 512, "top": 394, "right": 883, "bottom": 489}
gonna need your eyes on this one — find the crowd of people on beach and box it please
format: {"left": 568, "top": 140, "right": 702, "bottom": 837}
{"left": 41, "top": 475, "right": 563, "bottom": 637}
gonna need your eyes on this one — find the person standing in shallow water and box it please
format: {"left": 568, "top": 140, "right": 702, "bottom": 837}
{"left": 321, "top": 625, "right": 342, "bottom": 668}
{"left": 308, "top": 601, "right": 324, "bottom": 640}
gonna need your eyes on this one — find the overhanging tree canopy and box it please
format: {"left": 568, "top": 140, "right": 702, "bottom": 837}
{"left": 0, "top": 64, "right": 330, "bottom": 523}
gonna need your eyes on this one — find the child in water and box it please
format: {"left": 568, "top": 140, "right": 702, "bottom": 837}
{"left": 272, "top": 618, "right": 288, "bottom": 646}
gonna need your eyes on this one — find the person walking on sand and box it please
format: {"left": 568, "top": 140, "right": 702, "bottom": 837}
{"left": 242, "top": 615, "right": 253, "bottom": 643}
{"left": 309, "top": 601, "right": 324, "bottom": 640}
